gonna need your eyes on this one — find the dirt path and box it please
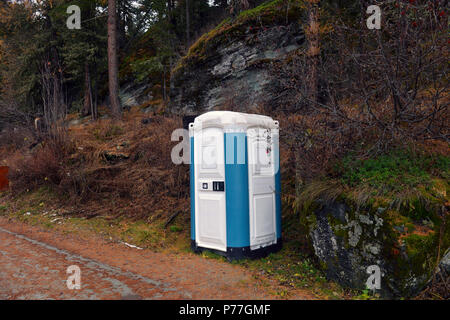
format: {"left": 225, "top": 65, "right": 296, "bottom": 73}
{"left": 0, "top": 218, "right": 315, "bottom": 300}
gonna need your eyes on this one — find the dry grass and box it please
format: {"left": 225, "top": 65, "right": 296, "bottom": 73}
{"left": 0, "top": 125, "right": 35, "bottom": 154}
{"left": 5, "top": 107, "right": 189, "bottom": 220}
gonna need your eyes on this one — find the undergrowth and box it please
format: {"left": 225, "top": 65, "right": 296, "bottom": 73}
{"left": 4, "top": 108, "right": 189, "bottom": 219}
{"left": 333, "top": 149, "right": 449, "bottom": 193}
{"left": 294, "top": 148, "right": 449, "bottom": 221}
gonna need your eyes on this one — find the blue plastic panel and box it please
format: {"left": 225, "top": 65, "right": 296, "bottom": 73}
{"left": 274, "top": 143, "right": 282, "bottom": 239}
{"left": 190, "top": 136, "right": 195, "bottom": 240}
{"left": 224, "top": 133, "right": 250, "bottom": 248}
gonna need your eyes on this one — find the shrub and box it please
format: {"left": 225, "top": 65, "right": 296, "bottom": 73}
{"left": 6, "top": 113, "right": 190, "bottom": 220}
{"left": 7, "top": 134, "right": 75, "bottom": 192}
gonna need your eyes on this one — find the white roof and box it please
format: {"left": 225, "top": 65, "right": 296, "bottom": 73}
{"left": 192, "top": 111, "right": 278, "bottom": 130}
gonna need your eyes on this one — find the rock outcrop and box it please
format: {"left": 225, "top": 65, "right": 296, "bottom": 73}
{"left": 170, "top": 0, "right": 305, "bottom": 114}
{"left": 301, "top": 194, "right": 449, "bottom": 298}
{"left": 169, "top": 0, "right": 450, "bottom": 298}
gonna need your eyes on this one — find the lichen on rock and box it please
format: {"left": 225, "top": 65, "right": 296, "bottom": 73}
{"left": 170, "top": 0, "right": 306, "bottom": 114}
{"left": 301, "top": 192, "right": 449, "bottom": 298}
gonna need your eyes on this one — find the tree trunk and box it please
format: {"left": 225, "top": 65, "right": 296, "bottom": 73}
{"left": 306, "top": 0, "right": 320, "bottom": 105}
{"left": 93, "top": 81, "right": 98, "bottom": 120}
{"left": 88, "top": 70, "right": 96, "bottom": 121}
{"left": 117, "top": 1, "right": 127, "bottom": 49}
{"left": 108, "top": 0, "right": 121, "bottom": 118}
{"left": 186, "top": 0, "right": 190, "bottom": 47}
{"left": 163, "top": 66, "right": 167, "bottom": 102}
{"left": 82, "top": 62, "right": 91, "bottom": 116}
{"left": 294, "top": 145, "right": 303, "bottom": 216}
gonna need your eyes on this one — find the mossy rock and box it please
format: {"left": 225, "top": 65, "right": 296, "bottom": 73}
{"left": 169, "top": 0, "right": 307, "bottom": 114}
{"left": 301, "top": 194, "right": 448, "bottom": 298}
{"left": 171, "top": 0, "right": 306, "bottom": 79}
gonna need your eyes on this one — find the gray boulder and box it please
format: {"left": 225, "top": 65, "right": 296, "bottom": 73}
{"left": 302, "top": 198, "right": 448, "bottom": 298}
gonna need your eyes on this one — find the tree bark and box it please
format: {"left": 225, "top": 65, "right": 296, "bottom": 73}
{"left": 93, "top": 80, "right": 98, "bottom": 120}
{"left": 117, "top": 0, "right": 127, "bottom": 49}
{"left": 294, "top": 144, "right": 303, "bottom": 216}
{"left": 186, "top": 0, "right": 190, "bottom": 47}
{"left": 306, "top": 0, "right": 320, "bottom": 105}
{"left": 163, "top": 66, "right": 167, "bottom": 101}
{"left": 82, "top": 62, "right": 91, "bottom": 116}
{"left": 108, "top": 0, "right": 121, "bottom": 118}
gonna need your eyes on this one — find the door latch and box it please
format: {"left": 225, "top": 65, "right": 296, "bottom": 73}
{"left": 212, "top": 181, "right": 224, "bottom": 191}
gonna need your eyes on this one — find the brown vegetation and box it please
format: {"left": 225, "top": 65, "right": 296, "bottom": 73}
{"left": 266, "top": 0, "right": 449, "bottom": 187}
{"left": 2, "top": 105, "right": 301, "bottom": 223}
{"left": 4, "top": 108, "right": 188, "bottom": 220}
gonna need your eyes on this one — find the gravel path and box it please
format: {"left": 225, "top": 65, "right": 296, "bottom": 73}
{"left": 0, "top": 218, "right": 315, "bottom": 300}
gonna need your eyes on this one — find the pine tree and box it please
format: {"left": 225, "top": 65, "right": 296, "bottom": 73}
{"left": 107, "top": 0, "right": 121, "bottom": 118}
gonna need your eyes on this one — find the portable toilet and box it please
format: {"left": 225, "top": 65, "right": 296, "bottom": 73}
{"left": 189, "top": 111, "right": 281, "bottom": 259}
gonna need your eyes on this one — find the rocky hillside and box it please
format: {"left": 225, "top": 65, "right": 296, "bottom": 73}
{"left": 298, "top": 149, "right": 449, "bottom": 298}
{"left": 168, "top": 0, "right": 449, "bottom": 298}
{"left": 170, "top": 0, "right": 306, "bottom": 114}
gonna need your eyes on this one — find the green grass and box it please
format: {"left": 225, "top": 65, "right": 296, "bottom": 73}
{"left": 334, "top": 150, "right": 449, "bottom": 193}
{"left": 236, "top": 0, "right": 290, "bottom": 21}
{"left": 0, "top": 204, "right": 7, "bottom": 215}
{"left": 228, "top": 241, "right": 349, "bottom": 299}
{"left": 353, "top": 289, "right": 380, "bottom": 300}
{"left": 169, "top": 225, "right": 183, "bottom": 232}
{"left": 201, "top": 250, "right": 227, "bottom": 262}
{"left": 189, "top": 210, "right": 354, "bottom": 299}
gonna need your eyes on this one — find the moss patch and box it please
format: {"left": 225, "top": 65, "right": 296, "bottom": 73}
{"left": 297, "top": 180, "right": 448, "bottom": 298}
{"left": 333, "top": 149, "right": 449, "bottom": 196}
{"left": 294, "top": 147, "right": 448, "bottom": 298}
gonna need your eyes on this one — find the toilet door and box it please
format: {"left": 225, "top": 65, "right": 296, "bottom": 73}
{"left": 247, "top": 127, "right": 277, "bottom": 250}
{"left": 194, "top": 127, "right": 227, "bottom": 252}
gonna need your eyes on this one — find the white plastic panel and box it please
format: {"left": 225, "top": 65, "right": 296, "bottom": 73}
{"left": 252, "top": 194, "right": 276, "bottom": 245}
{"left": 193, "top": 111, "right": 277, "bottom": 131}
{"left": 252, "top": 176, "right": 274, "bottom": 194}
{"left": 194, "top": 127, "right": 227, "bottom": 252}
{"left": 248, "top": 127, "right": 277, "bottom": 250}
{"left": 197, "top": 193, "right": 227, "bottom": 250}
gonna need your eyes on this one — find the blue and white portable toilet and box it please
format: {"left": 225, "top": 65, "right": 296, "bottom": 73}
{"left": 189, "top": 111, "right": 282, "bottom": 259}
